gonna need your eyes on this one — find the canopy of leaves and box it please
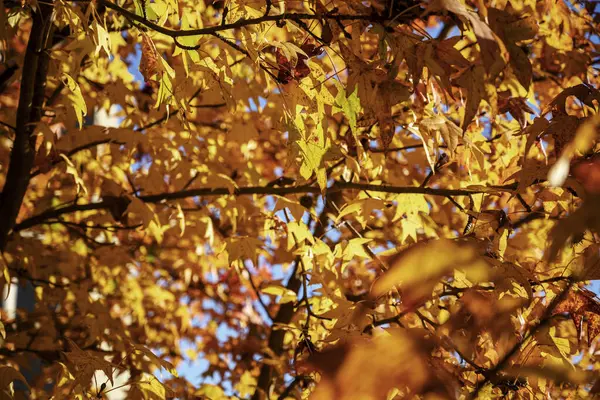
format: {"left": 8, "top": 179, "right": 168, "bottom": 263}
{"left": 1, "top": 0, "right": 600, "bottom": 399}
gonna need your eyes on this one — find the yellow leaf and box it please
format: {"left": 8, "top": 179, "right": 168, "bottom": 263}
{"left": 59, "top": 154, "right": 87, "bottom": 195}
{"left": 337, "top": 198, "right": 386, "bottom": 229}
{"left": 235, "top": 371, "right": 257, "bottom": 398}
{"left": 261, "top": 284, "right": 297, "bottom": 304}
{"left": 61, "top": 73, "right": 87, "bottom": 127}
{"left": 130, "top": 375, "right": 172, "bottom": 400}
{"left": 393, "top": 194, "right": 429, "bottom": 222}
{"left": 296, "top": 139, "right": 328, "bottom": 189}
{"left": 226, "top": 236, "right": 263, "bottom": 266}
{"left": 455, "top": 65, "right": 486, "bottom": 131}
{"left": 92, "top": 20, "right": 111, "bottom": 57}
{"left": 194, "top": 384, "right": 227, "bottom": 399}
{"left": 287, "top": 220, "right": 314, "bottom": 250}
{"left": 147, "top": 220, "right": 165, "bottom": 244}
{"left": 176, "top": 203, "right": 185, "bottom": 236}
{"left": 332, "top": 84, "right": 361, "bottom": 137}
{"left": 273, "top": 196, "right": 306, "bottom": 221}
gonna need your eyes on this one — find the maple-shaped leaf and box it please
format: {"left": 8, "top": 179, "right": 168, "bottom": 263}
{"left": 418, "top": 114, "right": 462, "bottom": 155}
{"left": 498, "top": 92, "right": 535, "bottom": 128}
{"left": 337, "top": 43, "right": 410, "bottom": 146}
{"left": 542, "top": 84, "right": 600, "bottom": 116}
{"left": 488, "top": 259, "right": 534, "bottom": 301}
{"left": 336, "top": 198, "right": 386, "bottom": 229}
{"left": 64, "top": 339, "right": 117, "bottom": 388}
{"left": 139, "top": 32, "right": 160, "bottom": 88}
{"left": 488, "top": 7, "right": 538, "bottom": 90}
{"left": 287, "top": 220, "right": 315, "bottom": 250}
{"left": 273, "top": 195, "right": 307, "bottom": 221}
{"left": 130, "top": 343, "right": 179, "bottom": 377}
{"left": 226, "top": 236, "right": 264, "bottom": 266}
{"left": 273, "top": 41, "right": 321, "bottom": 83}
{"left": 547, "top": 112, "right": 599, "bottom": 189}
{"left": 425, "top": 0, "right": 503, "bottom": 76}
{"left": 455, "top": 65, "right": 487, "bottom": 131}
{"left": 296, "top": 139, "right": 328, "bottom": 190}
{"left": 552, "top": 288, "right": 600, "bottom": 345}
{"left": 420, "top": 37, "right": 470, "bottom": 95}
{"left": 129, "top": 374, "right": 174, "bottom": 400}
{"left": 333, "top": 238, "right": 372, "bottom": 273}
{"left": 544, "top": 114, "right": 583, "bottom": 156}
{"left": 547, "top": 197, "right": 600, "bottom": 262}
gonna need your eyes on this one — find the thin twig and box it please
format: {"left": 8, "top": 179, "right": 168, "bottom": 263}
{"left": 470, "top": 278, "right": 575, "bottom": 398}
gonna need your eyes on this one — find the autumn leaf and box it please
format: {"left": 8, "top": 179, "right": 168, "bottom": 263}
{"left": 129, "top": 375, "right": 174, "bottom": 400}
{"left": 261, "top": 284, "right": 297, "bottom": 304}
{"left": 139, "top": 32, "right": 160, "bottom": 87}
{"left": 61, "top": 73, "right": 87, "bottom": 127}
{"left": 304, "top": 329, "right": 435, "bottom": 400}
{"left": 371, "top": 239, "right": 490, "bottom": 308}
{"left": 226, "top": 236, "right": 264, "bottom": 266}
{"left": 455, "top": 65, "right": 487, "bottom": 131}
{"left": 488, "top": 7, "right": 538, "bottom": 90}
{"left": 131, "top": 343, "right": 179, "bottom": 377}
{"left": 552, "top": 288, "right": 600, "bottom": 345}
{"left": 3, "top": 1, "right": 600, "bottom": 399}
{"left": 332, "top": 84, "right": 361, "bottom": 138}
{"left": 425, "top": 0, "right": 504, "bottom": 76}
{"left": 0, "top": 366, "right": 29, "bottom": 393}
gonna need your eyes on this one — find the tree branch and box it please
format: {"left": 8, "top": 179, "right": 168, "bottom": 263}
{"left": 0, "top": 3, "right": 54, "bottom": 250}
{"left": 12, "top": 181, "right": 518, "bottom": 233}
{"left": 251, "top": 209, "right": 329, "bottom": 399}
{"left": 470, "top": 278, "right": 574, "bottom": 398}
{"left": 99, "top": 0, "right": 395, "bottom": 38}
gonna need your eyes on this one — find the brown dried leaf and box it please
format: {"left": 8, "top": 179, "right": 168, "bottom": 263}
{"left": 139, "top": 32, "right": 159, "bottom": 88}
{"left": 552, "top": 288, "right": 600, "bottom": 345}
{"left": 498, "top": 93, "right": 535, "bottom": 128}
{"left": 542, "top": 84, "right": 600, "bottom": 116}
